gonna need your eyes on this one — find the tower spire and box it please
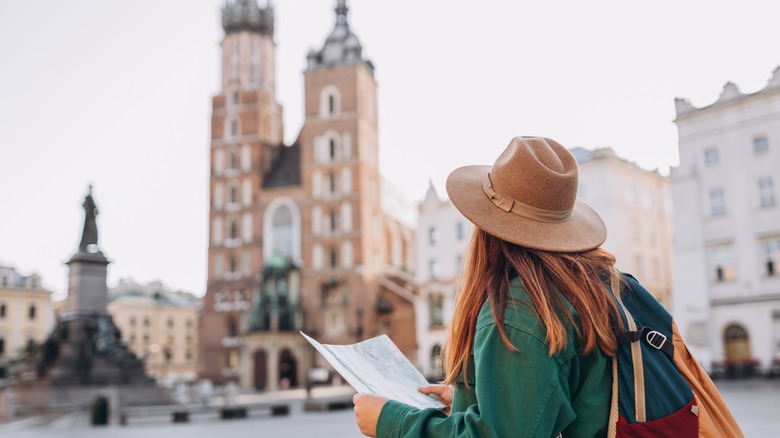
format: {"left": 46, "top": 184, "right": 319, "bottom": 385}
{"left": 335, "top": 0, "right": 348, "bottom": 24}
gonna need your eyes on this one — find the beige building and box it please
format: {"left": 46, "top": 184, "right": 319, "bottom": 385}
{"left": 572, "top": 147, "right": 674, "bottom": 308}
{"left": 107, "top": 278, "right": 201, "bottom": 383}
{"left": 0, "top": 265, "right": 54, "bottom": 361}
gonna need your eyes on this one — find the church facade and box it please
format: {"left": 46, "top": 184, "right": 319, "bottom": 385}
{"left": 200, "top": 0, "right": 417, "bottom": 389}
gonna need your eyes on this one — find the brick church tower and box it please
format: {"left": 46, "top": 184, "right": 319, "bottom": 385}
{"left": 200, "top": 0, "right": 417, "bottom": 390}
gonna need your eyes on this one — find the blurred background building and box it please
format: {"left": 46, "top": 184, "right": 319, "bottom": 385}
{"left": 672, "top": 67, "right": 780, "bottom": 375}
{"left": 572, "top": 146, "right": 674, "bottom": 308}
{"left": 0, "top": 266, "right": 54, "bottom": 366}
{"left": 414, "top": 183, "right": 471, "bottom": 381}
{"left": 108, "top": 278, "right": 201, "bottom": 384}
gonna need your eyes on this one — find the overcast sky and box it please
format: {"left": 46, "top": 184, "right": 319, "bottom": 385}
{"left": 2, "top": 0, "right": 779, "bottom": 298}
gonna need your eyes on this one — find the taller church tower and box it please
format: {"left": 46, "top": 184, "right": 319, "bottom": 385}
{"left": 201, "top": 0, "right": 285, "bottom": 384}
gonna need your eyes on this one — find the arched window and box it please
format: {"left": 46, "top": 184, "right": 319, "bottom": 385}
{"left": 263, "top": 198, "right": 301, "bottom": 263}
{"left": 329, "top": 138, "right": 337, "bottom": 161}
{"left": 319, "top": 85, "right": 341, "bottom": 118}
{"left": 272, "top": 205, "right": 293, "bottom": 259}
{"left": 28, "top": 304, "right": 36, "bottom": 320}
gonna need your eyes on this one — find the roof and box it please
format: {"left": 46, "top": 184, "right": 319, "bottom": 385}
{"left": 263, "top": 143, "right": 301, "bottom": 189}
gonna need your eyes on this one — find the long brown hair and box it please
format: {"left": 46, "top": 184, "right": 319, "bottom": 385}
{"left": 443, "top": 228, "right": 623, "bottom": 385}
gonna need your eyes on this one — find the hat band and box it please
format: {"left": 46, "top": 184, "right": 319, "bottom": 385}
{"left": 483, "top": 174, "right": 573, "bottom": 223}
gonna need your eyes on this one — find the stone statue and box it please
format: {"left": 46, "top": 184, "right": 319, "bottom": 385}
{"left": 79, "top": 185, "right": 99, "bottom": 253}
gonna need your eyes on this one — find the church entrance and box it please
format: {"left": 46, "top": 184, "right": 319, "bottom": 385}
{"left": 279, "top": 349, "right": 297, "bottom": 389}
{"left": 253, "top": 349, "right": 267, "bottom": 390}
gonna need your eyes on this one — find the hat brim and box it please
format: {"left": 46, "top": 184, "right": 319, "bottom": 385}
{"left": 446, "top": 165, "right": 607, "bottom": 253}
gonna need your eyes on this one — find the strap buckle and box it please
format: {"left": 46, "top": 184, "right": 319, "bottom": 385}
{"left": 645, "top": 330, "right": 668, "bottom": 351}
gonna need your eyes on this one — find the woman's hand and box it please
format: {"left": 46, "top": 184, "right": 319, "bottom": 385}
{"left": 419, "top": 384, "right": 453, "bottom": 414}
{"left": 353, "top": 393, "right": 389, "bottom": 437}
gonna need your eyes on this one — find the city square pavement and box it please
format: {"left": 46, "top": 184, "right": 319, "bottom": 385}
{"left": 2, "top": 380, "right": 779, "bottom": 437}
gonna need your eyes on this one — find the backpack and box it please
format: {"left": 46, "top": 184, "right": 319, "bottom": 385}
{"left": 607, "top": 273, "right": 743, "bottom": 438}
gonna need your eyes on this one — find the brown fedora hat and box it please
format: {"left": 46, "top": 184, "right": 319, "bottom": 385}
{"left": 446, "top": 136, "right": 606, "bottom": 253}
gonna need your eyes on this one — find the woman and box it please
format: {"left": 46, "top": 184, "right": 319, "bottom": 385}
{"left": 354, "top": 136, "right": 625, "bottom": 437}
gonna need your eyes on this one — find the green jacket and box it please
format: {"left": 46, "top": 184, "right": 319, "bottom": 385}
{"left": 377, "top": 277, "right": 612, "bottom": 437}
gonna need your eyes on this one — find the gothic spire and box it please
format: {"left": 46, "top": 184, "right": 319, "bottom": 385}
{"left": 335, "top": 0, "right": 348, "bottom": 24}
{"left": 306, "top": 0, "right": 373, "bottom": 74}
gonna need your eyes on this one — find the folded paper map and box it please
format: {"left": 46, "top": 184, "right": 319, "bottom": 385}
{"left": 300, "top": 332, "right": 447, "bottom": 410}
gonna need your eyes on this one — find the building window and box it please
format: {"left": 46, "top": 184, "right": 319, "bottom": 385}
{"left": 710, "top": 245, "right": 736, "bottom": 282}
{"left": 762, "top": 238, "right": 780, "bottom": 276}
{"left": 230, "top": 119, "right": 238, "bottom": 138}
{"left": 0, "top": 303, "right": 5, "bottom": 319}
{"left": 429, "top": 227, "right": 439, "bottom": 245}
{"left": 429, "top": 259, "right": 441, "bottom": 280}
{"left": 272, "top": 205, "right": 294, "bottom": 259}
{"left": 130, "top": 317, "right": 136, "bottom": 327}
{"left": 228, "top": 257, "right": 237, "bottom": 278}
{"left": 28, "top": 304, "right": 36, "bottom": 320}
{"left": 229, "top": 148, "right": 239, "bottom": 170}
{"left": 625, "top": 184, "right": 637, "bottom": 204}
{"left": 753, "top": 136, "right": 769, "bottom": 155}
{"left": 428, "top": 294, "right": 444, "bottom": 328}
{"left": 329, "top": 209, "right": 338, "bottom": 234}
{"left": 227, "top": 316, "right": 238, "bottom": 338}
{"left": 144, "top": 317, "right": 150, "bottom": 327}
{"left": 229, "top": 217, "right": 239, "bottom": 240}
{"left": 759, "top": 177, "right": 775, "bottom": 208}
{"left": 632, "top": 218, "right": 641, "bottom": 243}
{"left": 329, "top": 172, "right": 337, "bottom": 194}
{"left": 709, "top": 188, "right": 726, "bottom": 216}
{"left": 704, "top": 147, "right": 719, "bottom": 167}
{"left": 456, "top": 222, "right": 465, "bottom": 240}
{"left": 319, "top": 86, "right": 341, "bottom": 117}
{"left": 634, "top": 254, "right": 644, "bottom": 278}
{"left": 0, "top": 337, "right": 4, "bottom": 356}
{"left": 167, "top": 318, "right": 174, "bottom": 329}
{"left": 229, "top": 184, "right": 239, "bottom": 205}
{"left": 330, "top": 247, "right": 338, "bottom": 268}
{"left": 329, "top": 138, "right": 337, "bottom": 161}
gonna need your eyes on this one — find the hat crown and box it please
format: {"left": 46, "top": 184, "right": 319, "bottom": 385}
{"left": 490, "top": 137, "right": 578, "bottom": 213}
